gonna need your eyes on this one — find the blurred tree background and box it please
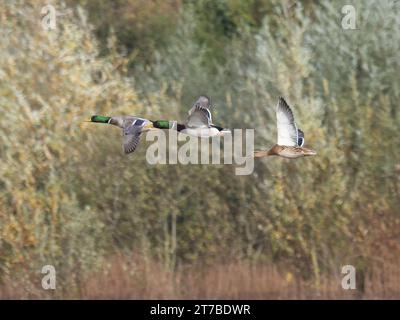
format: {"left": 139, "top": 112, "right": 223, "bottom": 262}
{"left": 0, "top": 0, "right": 399, "bottom": 298}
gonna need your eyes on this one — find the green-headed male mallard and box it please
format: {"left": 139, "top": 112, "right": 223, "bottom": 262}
{"left": 153, "top": 95, "right": 230, "bottom": 138}
{"left": 89, "top": 115, "right": 154, "bottom": 154}
{"left": 254, "top": 97, "right": 317, "bottom": 159}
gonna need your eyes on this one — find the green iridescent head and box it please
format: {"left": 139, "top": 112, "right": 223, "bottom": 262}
{"left": 91, "top": 115, "right": 111, "bottom": 123}
{"left": 152, "top": 120, "right": 171, "bottom": 129}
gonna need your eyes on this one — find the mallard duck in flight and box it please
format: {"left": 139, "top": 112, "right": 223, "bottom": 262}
{"left": 89, "top": 115, "right": 155, "bottom": 154}
{"left": 148, "top": 96, "right": 231, "bottom": 138}
{"left": 151, "top": 96, "right": 230, "bottom": 138}
{"left": 254, "top": 97, "right": 317, "bottom": 159}
{"left": 182, "top": 95, "right": 229, "bottom": 137}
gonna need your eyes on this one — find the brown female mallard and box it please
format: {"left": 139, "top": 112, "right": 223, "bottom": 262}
{"left": 254, "top": 97, "right": 317, "bottom": 159}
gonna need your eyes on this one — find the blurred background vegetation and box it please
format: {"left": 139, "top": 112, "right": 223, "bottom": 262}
{"left": 0, "top": 0, "right": 399, "bottom": 298}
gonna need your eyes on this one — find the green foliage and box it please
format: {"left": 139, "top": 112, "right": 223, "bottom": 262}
{"left": 0, "top": 0, "right": 139, "bottom": 284}
{"left": 67, "top": 0, "right": 182, "bottom": 65}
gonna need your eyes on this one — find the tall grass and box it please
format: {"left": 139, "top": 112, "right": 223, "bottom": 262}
{"left": 1, "top": 253, "right": 399, "bottom": 299}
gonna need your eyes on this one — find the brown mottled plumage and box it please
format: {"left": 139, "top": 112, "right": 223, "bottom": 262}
{"left": 254, "top": 97, "right": 317, "bottom": 159}
{"left": 254, "top": 144, "right": 316, "bottom": 158}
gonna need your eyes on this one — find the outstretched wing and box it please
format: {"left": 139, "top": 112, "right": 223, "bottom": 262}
{"left": 122, "top": 118, "right": 146, "bottom": 154}
{"left": 276, "top": 97, "right": 299, "bottom": 146}
{"left": 186, "top": 95, "right": 212, "bottom": 128}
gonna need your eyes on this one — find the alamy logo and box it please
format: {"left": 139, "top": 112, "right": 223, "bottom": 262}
{"left": 41, "top": 265, "right": 56, "bottom": 290}
{"left": 145, "top": 129, "right": 255, "bottom": 176}
{"left": 341, "top": 265, "right": 356, "bottom": 290}
{"left": 341, "top": 5, "right": 356, "bottom": 30}
{"left": 41, "top": 5, "right": 57, "bottom": 31}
